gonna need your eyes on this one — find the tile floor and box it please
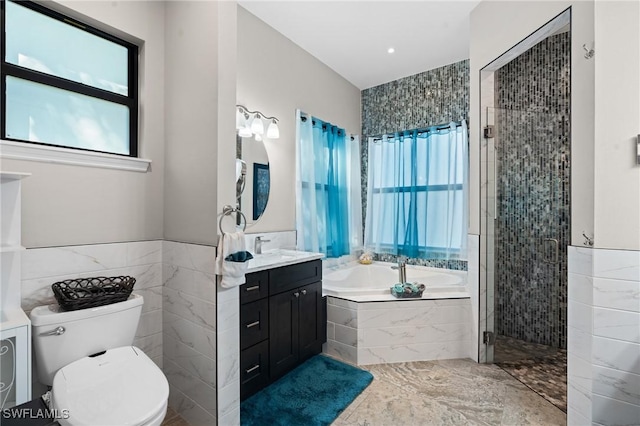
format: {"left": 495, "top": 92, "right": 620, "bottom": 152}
{"left": 161, "top": 407, "right": 190, "bottom": 426}
{"left": 166, "top": 358, "right": 566, "bottom": 426}
{"left": 333, "top": 359, "right": 566, "bottom": 425}
{"left": 494, "top": 335, "right": 567, "bottom": 413}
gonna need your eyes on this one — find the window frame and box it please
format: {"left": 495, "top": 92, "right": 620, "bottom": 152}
{"left": 0, "top": 0, "right": 139, "bottom": 157}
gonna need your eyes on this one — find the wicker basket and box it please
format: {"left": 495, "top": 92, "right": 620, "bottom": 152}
{"left": 51, "top": 276, "right": 136, "bottom": 311}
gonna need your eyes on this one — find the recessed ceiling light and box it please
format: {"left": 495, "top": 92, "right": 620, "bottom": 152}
{"left": 387, "top": 47, "right": 395, "bottom": 54}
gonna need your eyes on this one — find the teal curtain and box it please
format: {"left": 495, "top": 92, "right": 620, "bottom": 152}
{"left": 364, "top": 121, "right": 468, "bottom": 260}
{"left": 296, "top": 112, "right": 352, "bottom": 258}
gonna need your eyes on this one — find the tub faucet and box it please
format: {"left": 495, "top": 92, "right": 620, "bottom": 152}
{"left": 254, "top": 236, "right": 270, "bottom": 254}
{"left": 391, "top": 259, "right": 407, "bottom": 284}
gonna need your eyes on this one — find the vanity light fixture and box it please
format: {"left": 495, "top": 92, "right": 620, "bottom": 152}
{"left": 254, "top": 133, "right": 263, "bottom": 142}
{"left": 235, "top": 109, "right": 246, "bottom": 130}
{"left": 267, "top": 119, "right": 280, "bottom": 139}
{"left": 239, "top": 125, "right": 252, "bottom": 138}
{"left": 236, "top": 105, "right": 279, "bottom": 139}
{"left": 250, "top": 113, "right": 265, "bottom": 135}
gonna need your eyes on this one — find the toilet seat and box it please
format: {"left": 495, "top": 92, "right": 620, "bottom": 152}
{"left": 51, "top": 346, "right": 169, "bottom": 426}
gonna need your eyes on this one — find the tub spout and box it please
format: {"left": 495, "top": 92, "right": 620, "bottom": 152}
{"left": 391, "top": 259, "right": 407, "bottom": 284}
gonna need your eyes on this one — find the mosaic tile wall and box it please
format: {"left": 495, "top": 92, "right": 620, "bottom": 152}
{"left": 494, "top": 32, "right": 570, "bottom": 348}
{"left": 362, "top": 60, "right": 469, "bottom": 136}
{"left": 360, "top": 60, "right": 470, "bottom": 270}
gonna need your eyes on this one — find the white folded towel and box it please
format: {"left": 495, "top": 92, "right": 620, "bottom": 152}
{"left": 215, "top": 231, "right": 248, "bottom": 288}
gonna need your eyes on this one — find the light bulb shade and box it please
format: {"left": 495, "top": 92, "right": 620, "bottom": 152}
{"left": 238, "top": 126, "right": 252, "bottom": 138}
{"left": 250, "top": 115, "right": 264, "bottom": 135}
{"left": 254, "top": 133, "right": 263, "bottom": 142}
{"left": 266, "top": 120, "right": 280, "bottom": 139}
{"left": 235, "top": 109, "right": 245, "bottom": 130}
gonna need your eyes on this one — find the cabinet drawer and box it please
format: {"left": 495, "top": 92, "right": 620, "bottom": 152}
{"left": 241, "top": 271, "right": 269, "bottom": 305}
{"left": 240, "top": 340, "right": 269, "bottom": 401}
{"left": 240, "top": 299, "right": 269, "bottom": 350}
{"left": 269, "top": 259, "right": 322, "bottom": 296}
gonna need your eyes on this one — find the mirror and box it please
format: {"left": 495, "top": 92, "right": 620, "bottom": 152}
{"left": 236, "top": 134, "right": 270, "bottom": 227}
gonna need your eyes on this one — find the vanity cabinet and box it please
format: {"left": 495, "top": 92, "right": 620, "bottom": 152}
{"left": 239, "top": 259, "right": 325, "bottom": 400}
{"left": 269, "top": 281, "right": 323, "bottom": 380}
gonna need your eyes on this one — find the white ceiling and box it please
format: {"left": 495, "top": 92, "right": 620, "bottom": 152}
{"left": 238, "top": 0, "right": 481, "bottom": 90}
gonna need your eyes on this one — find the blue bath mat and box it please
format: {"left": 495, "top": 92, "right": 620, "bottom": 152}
{"left": 240, "top": 355, "right": 373, "bottom": 426}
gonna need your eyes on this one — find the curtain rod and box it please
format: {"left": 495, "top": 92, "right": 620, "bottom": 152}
{"left": 300, "top": 115, "right": 356, "bottom": 141}
{"left": 371, "top": 122, "right": 465, "bottom": 142}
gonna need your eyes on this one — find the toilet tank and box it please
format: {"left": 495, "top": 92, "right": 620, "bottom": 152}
{"left": 30, "top": 294, "right": 144, "bottom": 386}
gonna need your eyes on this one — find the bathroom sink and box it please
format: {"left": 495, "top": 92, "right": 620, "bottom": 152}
{"left": 246, "top": 249, "right": 324, "bottom": 273}
{"left": 258, "top": 251, "right": 296, "bottom": 260}
{"left": 250, "top": 250, "right": 297, "bottom": 265}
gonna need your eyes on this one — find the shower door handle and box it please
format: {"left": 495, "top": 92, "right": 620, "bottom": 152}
{"left": 543, "top": 238, "right": 559, "bottom": 264}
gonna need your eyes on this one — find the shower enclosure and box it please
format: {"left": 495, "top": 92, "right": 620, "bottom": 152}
{"left": 479, "top": 10, "right": 571, "bottom": 411}
{"left": 484, "top": 106, "right": 570, "bottom": 360}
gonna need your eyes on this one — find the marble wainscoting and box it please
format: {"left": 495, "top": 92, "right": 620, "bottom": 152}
{"left": 162, "top": 240, "right": 218, "bottom": 426}
{"left": 325, "top": 297, "right": 472, "bottom": 366}
{"left": 567, "top": 246, "right": 640, "bottom": 426}
{"left": 215, "top": 230, "right": 296, "bottom": 426}
{"left": 467, "top": 234, "right": 480, "bottom": 362}
{"left": 20, "top": 241, "right": 164, "bottom": 395}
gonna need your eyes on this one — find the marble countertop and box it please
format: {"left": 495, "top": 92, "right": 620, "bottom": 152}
{"left": 246, "top": 249, "right": 324, "bottom": 273}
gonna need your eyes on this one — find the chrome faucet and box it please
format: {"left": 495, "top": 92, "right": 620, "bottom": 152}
{"left": 254, "top": 236, "right": 271, "bottom": 254}
{"left": 391, "top": 258, "right": 407, "bottom": 284}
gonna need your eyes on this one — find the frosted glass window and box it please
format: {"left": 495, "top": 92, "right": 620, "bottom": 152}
{"left": 5, "top": 0, "right": 129, "bottom": 95}
{"left": 6, "top": 76, "right": 130, "bottom": 155}
{"left": 1, "top": 0, "right": 138, "bottom": 156}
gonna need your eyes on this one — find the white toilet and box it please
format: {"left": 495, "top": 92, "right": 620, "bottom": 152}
{"left": 30, "top": 294, "right": 169, "bottom": 426}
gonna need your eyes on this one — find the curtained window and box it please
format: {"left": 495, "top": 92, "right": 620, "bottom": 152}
{"left": 295, "top": 110, "right": 362, "bottom": 258}
{"left": 364, "top": 121, "right": 468, "bottom": 260}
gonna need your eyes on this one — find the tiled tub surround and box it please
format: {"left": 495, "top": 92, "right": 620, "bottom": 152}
{"left": 493, "top": 31, "right": 571, "bottom": 349}
{"left": 567, "top": 246, "right": 640, "bottom": 426}
{"left": 323, "top": 261, "right": 473, "bottom": 365}
{"left": 162, "top": 240, "right": 218, "bottom": 426}
{"left": 325, "top": 297, "right": 472, "bottom": 366}
{"left": 360, "top": 60, "right": 470, "bottom": 271}
{"left": 20, "top": 241, "right": 164, "bottom": 395}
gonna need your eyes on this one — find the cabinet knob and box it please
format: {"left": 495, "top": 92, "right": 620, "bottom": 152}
{"left": 294, "top": 292, "right": 300, "bottom": 298}
{"left": 301, "top": 289, "right": 307, "bottom": 295}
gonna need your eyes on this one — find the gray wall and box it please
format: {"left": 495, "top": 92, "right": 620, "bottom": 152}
{"left": 163, "top": 2, "right": 221, "bottom": 246}
{"left": 494, "top": 32, "right": 570, "bottom": 348}
{"left": 236, "top": 6, "right": 361, "bottom": 234}
{"left": 360, "top": 60, "right": 470, "bottom": 270}
{"left": 0, "top": 1, "right": 166, "bottom": 248}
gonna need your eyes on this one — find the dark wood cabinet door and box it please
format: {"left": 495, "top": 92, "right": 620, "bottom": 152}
{"left": 240, "top": 271, "right": 269, "bottom": 305}
{"left": 240, "top": 340, "right": 269, "bottom": 401}
{"left": 240, "top": 298, "right": 269, "bottom": 351}
{"left": 298, "top": 281, "right": 323, "bottom": 361}
{"left": 269, "top": 259, "right": 322, "bottom": 295}
{"left": 269, "top": 289, "right": 300, "bottom": 380}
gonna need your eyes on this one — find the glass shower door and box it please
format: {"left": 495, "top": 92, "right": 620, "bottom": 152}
{"left": 484, "top": 106, "right": 569, "bottom": 363}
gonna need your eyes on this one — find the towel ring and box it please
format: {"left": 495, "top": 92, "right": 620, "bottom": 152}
{"left": 219, "top": 205, "right": 247, "bottom": 235}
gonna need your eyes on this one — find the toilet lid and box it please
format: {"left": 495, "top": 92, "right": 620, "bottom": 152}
{"left": 52, "top": 346, "right": 168, "bottom": 426}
